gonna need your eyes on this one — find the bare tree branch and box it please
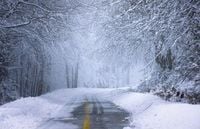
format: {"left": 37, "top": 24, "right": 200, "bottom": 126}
{"left": 18, "top": 0, "right": 70, "bottom": 13}
{"left": 0, "top": 16, "right": 47, "bottom": 29}
{"left": 0, "top": 21, "right": 31, "bottom": 29}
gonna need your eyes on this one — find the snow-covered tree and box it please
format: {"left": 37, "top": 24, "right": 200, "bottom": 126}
{"left": 0, "top": 0, "right": 82, "bottom": 104}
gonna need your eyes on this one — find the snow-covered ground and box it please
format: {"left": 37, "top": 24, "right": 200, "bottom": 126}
{"left": 109, "top": 92, "right": 200, "bottom": 129}
{"left": 0, "top": 88, "right": 200, "bottom": 129}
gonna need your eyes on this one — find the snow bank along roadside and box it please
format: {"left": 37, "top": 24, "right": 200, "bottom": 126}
{"left": 108, "top": 92, "right": 200, "bottom": 129}
{"left": 0, "top": 88, "right": 113, "bottom": 129}
{"left": 0, "top": 88, "right": 200, "bottom": 129}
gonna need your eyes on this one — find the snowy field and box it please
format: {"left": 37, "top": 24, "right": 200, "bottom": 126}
{"left": 0, "top": 88, "right": 200, "bottom": 129}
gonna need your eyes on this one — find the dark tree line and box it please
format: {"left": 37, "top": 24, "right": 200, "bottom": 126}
{"left": 66, "top": 62, "right": 79, "bottom": 88}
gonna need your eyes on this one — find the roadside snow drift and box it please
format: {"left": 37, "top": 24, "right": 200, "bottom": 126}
{"left": 0, "top": 88, "right": 200, "bottom": 129}
{"left": 110, "top": 92, "right": 200, "bottom": 129}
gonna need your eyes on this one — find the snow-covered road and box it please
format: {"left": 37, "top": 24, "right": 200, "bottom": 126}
{"left": 38, "top": 95, "right": 129, "bottom": 129}
{"left": 0, "top": 88, "right": 200, "bottom": 129}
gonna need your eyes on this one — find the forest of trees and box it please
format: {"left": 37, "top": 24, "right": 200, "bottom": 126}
{"left": 95, "top": 0, "right": 199, "bottom": 103}
{"left": 0, "top": 0, "right": 81, "bottom": 104}
{"left": 0, "top": 0, "right": 199, "bottom": 104}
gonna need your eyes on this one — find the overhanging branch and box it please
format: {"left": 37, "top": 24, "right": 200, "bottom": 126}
{"left": 0, "top": 21, "right": 31, "bottom": 29}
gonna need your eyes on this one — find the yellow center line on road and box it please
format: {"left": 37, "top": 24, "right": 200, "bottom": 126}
{"left": 82, "top": 102, "right": 90, "bottom": 129}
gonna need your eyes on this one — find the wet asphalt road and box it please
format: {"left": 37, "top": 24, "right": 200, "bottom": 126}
{"left": 38, "top": 96, "right": 130, "bottom": 129}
